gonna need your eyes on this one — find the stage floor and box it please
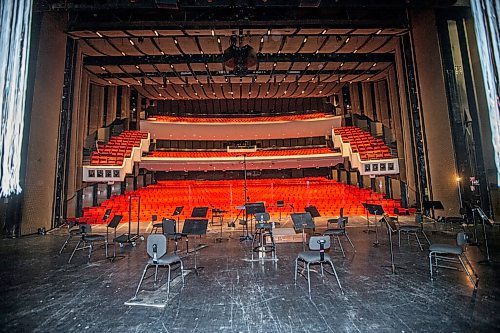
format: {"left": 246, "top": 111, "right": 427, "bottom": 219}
{"left": 1, "top": 216, "right": 499, "bottom": 332}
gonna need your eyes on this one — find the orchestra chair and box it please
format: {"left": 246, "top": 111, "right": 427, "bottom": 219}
{"left": 150, "top": 215, "right": 163, "bottom": 234}
{"left": 59, "top": 218, "right": 80, "bottom": 254}
{"left": 134, "top": 234, "right": 184, "bottom": 298}
{"left": 294, "top": 236, "right": 343, "bottom": 295}
{"left": 429, "top": 231, "right": 479, "bottom": 289}
{"left": 68, "top": 224, "right": 107, "bottom": 264}
{"left": 383, "top": 214, "right": 427, "bottom": 251}
{"left": 162, "top": 218, "right": 184, "bottom": 253}
{"left": 324, "top": 217, "right": 355, "bottom": 257}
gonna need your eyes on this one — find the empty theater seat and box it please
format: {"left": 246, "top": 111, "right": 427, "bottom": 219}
{"left": 89, "top": 131, "right": 149, "bottom": 166}
{"left": 80, "top": 178, "right": 406, "bottom": 225}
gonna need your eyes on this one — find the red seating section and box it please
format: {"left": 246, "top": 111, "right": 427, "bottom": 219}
{"left": 334, "top": 127, "right": 393, "bottom": 160}
{"left": 149, "top": 113, "right": 329, "bottom": 123}
{"left": 148, "top": 147, "right": 335, "bottom": 158}
{"left": 90, "top": 131, "right": 148, "bottom": 166}
{"left": 80, "top": 178, "right": 406, "bottom": 224}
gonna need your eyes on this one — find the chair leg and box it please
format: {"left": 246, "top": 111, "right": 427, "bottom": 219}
{"left": 459, "top": 254, "right": 478, "bottom": 289}
{"left": 336, "top": 235, "right": 345, "bottom": 257}
{"left": 421, "top": 230, "right": 431, "bottom": 245}
{"left": 154, "top": 266, "right": 159, "bottom": 282}
{"left": 415, "top": 233, "right": 423, "bottom": 251}
{"left": 327, "top": 259, "right": 343, "bottom": 293}
{"left": 320, "top": 263, "right": 324, "bottom": 278}
{"left": 345, "top": 233, "right": 355, "bottom": 251}
{"left": 294, "top": 258, "right": 299, "bottom": 284}
{"left": 135, "top": 264, "right": 150, "bottom": 298}
{"left": 68, "top": 239, "right": 82, "bottom": 263}
{"left": 88, "top": 242, "right": 93, "bottom": 263}
{"left": 398, "top": 231, "right": 401, "bottom": 247}
{"left": 429, "top": 252, "right": 434, "bottom": 280}
{"left": 59, "top": 234, "right": 72, "bottom": 254}
{"left": 180, "top": 260, "right": 185, "bottom": 285}
{"left": 306, "top": 263, "right": 311, "bottom": 294}
{"left": 167, "top": 265, "right": 171, "bottom": 297}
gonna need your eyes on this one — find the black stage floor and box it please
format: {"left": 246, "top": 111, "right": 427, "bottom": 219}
{"left": 1, "top": 217, "right": 499, "bottom": 332}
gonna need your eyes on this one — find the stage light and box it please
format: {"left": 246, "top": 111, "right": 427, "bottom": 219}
{"left": 456, "top": 177, "right": 461, "bottom": 182}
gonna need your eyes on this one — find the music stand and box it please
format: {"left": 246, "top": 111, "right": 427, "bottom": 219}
{"left": 106, "top": 215, "right": 123, "bottom": 261}
{"left": 191, "top": 207, "right": 208, "bottom": 218}
{"left": 304, "top": 205, "right": 320, "bottom": 219}
{"left": 291, "top": 212, "right": 315, "bottom": 251}
{"left": 362, "top": 203, "right": 384, "bottom": 246}
{"left": 182, "top": 218, "right": 208, "bottom": 275}
{"left": 102, "top": 209, "right": 112, "bottom": 222}
{"left": 423, "top": 200, "right": 444, "bottom": 219}
{"left": 244, "top": 202, "right": 266, "bottom": 241}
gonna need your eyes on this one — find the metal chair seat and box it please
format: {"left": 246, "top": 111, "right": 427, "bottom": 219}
{"left": 324, "top": 229, "right": 345, "bottom": 236}
{"left": 256, "top": 222, "right": 272, "bottom": 229}
{"left": 148, "top": 254, "right": 182, "bottom": 265}
{"left": 399, "top": 225, "right": 421, "bottom": 232}
{"left": 82, "top": 234, "right": 106, "bottom": 242}
{"left": 429, "top": 244, "right": 463, "bottom": 255}
{"left": 298, "top": 251, "right": 332, "bottom": 262}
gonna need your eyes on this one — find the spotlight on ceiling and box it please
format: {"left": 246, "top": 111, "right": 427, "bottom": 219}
{"left": 223, "top": 35, "right": 258, "bottom": 77}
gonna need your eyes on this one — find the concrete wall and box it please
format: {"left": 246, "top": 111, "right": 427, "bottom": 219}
{"left": 21, "top": 13, "right": 67, "bottom": 234}
{"left": 411, "top": 10, "right": 460, "bottom": 216}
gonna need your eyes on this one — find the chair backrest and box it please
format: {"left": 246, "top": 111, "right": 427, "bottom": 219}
{"left": 147, "top": 234, "right": 167, "bottom": 262}
{"left": 162, "top": 218, "right": 176, "bottom": 235}
{"left": 394, "top": 207, "right": 399, "bottom": 215}
{"left": 79, "top": 224, "right": 91, "bottom": 234}
{"left": 309, "top": 236, "right": 331, "bottom": 250}
{"left": 152, "top": 214, "right": 157, "bottom": 222}
{"left": 255, "top": 212, "right": 270, "bottom": 222}
{"left": 383, "top": 215, "right": 398, "bottom": 232}
{"left": 456, "top": 231, "right": 468, "bottom": 247}
{"left": 338, "top": 216, "right": 348, "bottom": 229}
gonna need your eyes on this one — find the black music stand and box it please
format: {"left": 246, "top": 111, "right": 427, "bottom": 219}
{"left": 291, "top": 212, "right": 315, "bottom": 251}
{"left": 102, "top": 209, "right": 112, "bottom": 222}
{"left": 363, "top": 203, "right": 384, "bottom": 246}
{"left": 191, "top": 207, "right": 209, "bottom": 218}
{"left": 423, "top": 200, "right": 444, "bottom": 219}
{"left": 106, "top": 215, "right": 123, "bottom": 261}
{"left": 182, "top": 219, "right": 208, "bottom": 275}
{"left": 172, "top": 206, "right": 183, "bottom": 221}
{"left": 305, "top": 205, "right": 321, "bottom": 220}
{"left": 242, "top": 202, "right": 266, "bottom": 241}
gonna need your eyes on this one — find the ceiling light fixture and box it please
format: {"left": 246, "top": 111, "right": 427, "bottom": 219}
{"left": 376, "top": 29, "right": 382, "bottom": 35}
{"left": 321, "top": 29, "right": 327, "bottom": 35}
{"left": 345, "top": 37, "right": 350, "bottom": 43}
{"left": 121, "top": 51, "right": 126, "bottom": 56}
{"left": 128, "top": 38, "right": 135, "bottom": 46}
{"left": 211, "top": 29, "right": 215, "bottom": 36}
{"left": 96, "top": 31, "right": 103, "bottom": 38}
{"left": 154, "top": 30, "right": 159, "bottom": 36}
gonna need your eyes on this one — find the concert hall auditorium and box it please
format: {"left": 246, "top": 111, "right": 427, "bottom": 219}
{"left": 1, "top": 0, "right": 499, "bottom": 332}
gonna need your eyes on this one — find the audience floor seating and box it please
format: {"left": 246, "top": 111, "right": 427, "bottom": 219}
{"left": 334, "top": 127, "right": 393, "bottom": 161}
{"left": 80, "top": 178, "right": 407, "bottom": 224}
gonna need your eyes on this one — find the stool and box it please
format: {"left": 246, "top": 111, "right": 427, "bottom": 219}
{"left": 251, "top": 222, "right": 277, "bottom": 260}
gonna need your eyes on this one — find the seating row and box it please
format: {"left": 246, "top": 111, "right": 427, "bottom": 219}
{"left": 79, "top": 177, "right": 408, "bottom": 224}
{"left": 148, "top": 147, "right": 336, "bottom": 158}
{"left": 90, "top": 131, "right": 149, "bottom": 166}
{"left": 148, "top": 113, "right": 330, "bottom": 123}
{"left": 333, "top": 127, "right": 393, "bottom": 161}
